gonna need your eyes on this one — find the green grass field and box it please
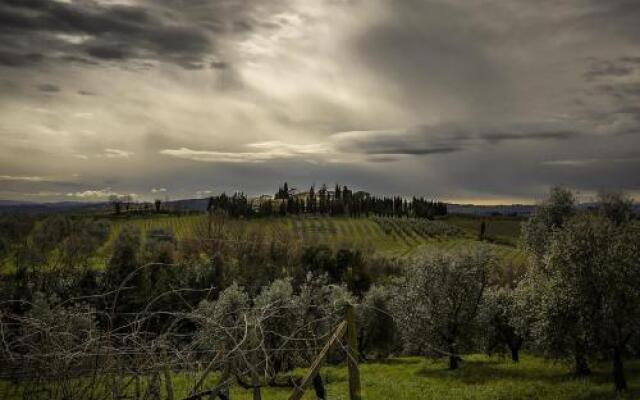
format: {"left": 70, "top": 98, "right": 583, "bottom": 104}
{"left": 229, "top": 355, "right": 639, "bottom": 399}
{"left": 3, "top": 355, "right": 635, "bottom": 399}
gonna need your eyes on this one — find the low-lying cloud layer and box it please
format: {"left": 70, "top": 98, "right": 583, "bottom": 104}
{"left": 1, "top": 0, "right": 640, "bottom": 203}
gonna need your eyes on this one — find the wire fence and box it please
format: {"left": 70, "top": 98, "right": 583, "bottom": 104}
{"left": 0, "top": 271, "right": 368, "bottom": 400}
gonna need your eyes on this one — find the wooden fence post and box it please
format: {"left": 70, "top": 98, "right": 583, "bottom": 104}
{"left": 288, "top": 321, "right": 347, "bottom": 400}
{"left": 251, "top": 347, "right": 262, "bottom": 400}
{"left": 134, "top": 373, "right": 141, "bottom": 400}
{"left": 346, "top": 304, "right": 361, "bottom": 400}
{"left": 190, "top": 349, "right": 224, "bottom": 396}
{"left": 161, "top": 345, "right": 175, "bottom": 400}
{"left": 163, "top": 360, "right": 175, "bottom": 400}
{"left": 149, "top": 371, "right": 161, "bottom": 400}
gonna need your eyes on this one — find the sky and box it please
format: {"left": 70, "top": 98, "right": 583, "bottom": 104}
{"left": 0, "top": 0, "right": 639, "bottom": 204}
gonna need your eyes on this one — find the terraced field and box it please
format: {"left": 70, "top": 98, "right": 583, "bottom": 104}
{"left": 105, "top": 215, "right": 526, "bottom": 266}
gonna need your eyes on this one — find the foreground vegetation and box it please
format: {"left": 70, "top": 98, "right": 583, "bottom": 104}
{"left": 0, "top": 188, "right": 638, "bottom": 399}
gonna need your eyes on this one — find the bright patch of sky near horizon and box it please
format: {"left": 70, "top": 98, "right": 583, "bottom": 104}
{"left": 1, "top": 0, "right": 639, "bottom": 203}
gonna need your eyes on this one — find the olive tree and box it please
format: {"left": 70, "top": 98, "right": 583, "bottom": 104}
{"left": 6, "top": 293, "right": 101, "bottom": 400}
{"left": 392, "top": 248, "right": 493, "bottom": 369}
{"left": 358, "top": 285, "right": 396, "bottom": 360}
{"left": 479, "top": 286, "right": 524, "bottom": 362}
{"left": 194, "top": 277, "right": 353, "bottom": 397}
{"left": 540, "top": 214, "right": 640, "bottom": 391}
{"left": 518, "top": 186, "right": 595, "bottom": 375}
{"left": 195, "top": 282, "right": 249, "bottom": 361}
{"left": 597, "top": 190, "right": 634, "bottom": 225}
{"left": 520, "top": 186, "right": 576, "bottom": 268}
{"left": 253, "top": 279, "right": 300, "bottom": 382}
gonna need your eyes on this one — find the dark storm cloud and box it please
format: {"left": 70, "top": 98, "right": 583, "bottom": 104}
{"left": 584, "top": 60, "right": 634, "bottom": 80}
{"left": 0, "top": 0, "right": 219, "bottom": 69}
{"left": 367, "top": 147, "right": 460, "bottom": 156}
{"left": 0, "top": 0, "right": 295, "bottom": 70}
{"left": 333, "top": 123, "right": 582, "bottom": 161}
{"left": 482, "top": 130, "right": 579, "bottom": 143}
{"left": 36, "top": 83, "right": 60, "bottom": 93}
{"left": 85, "top": 45, "right": 130, "bottom": 61}
{"left": 579, "top": 54, "right": 640, "bottom": 138}
{"left": 211, "top": 61, "right": 230, "bottom": 70}
{"left": 0, "top": 50, "right": 43, "bottom": 67}
{"left": 59, "top": 55, "right": 99, "bottom": 65}
{"left": 599, "top": 83, "right": 640, "bottom": 98}
{"left": 579, "top": 0, "right": 640, "bottom": 40}
{"left": 619, "top": 56, "right": 640, "bottom": 64}
{"left": 361, "top": 147, "right": 460, "bottom": 164}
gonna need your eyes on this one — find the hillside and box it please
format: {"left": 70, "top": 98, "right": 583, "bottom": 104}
{"left": 102, "top": 214, "right": 525, "bottom": 264}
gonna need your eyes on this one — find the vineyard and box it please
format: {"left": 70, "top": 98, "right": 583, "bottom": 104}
{"left": 103, "top": 214, "right": 525, "bottom": 266}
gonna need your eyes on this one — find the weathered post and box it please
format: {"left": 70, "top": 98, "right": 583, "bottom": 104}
{"left": 251, "top": 356, "right": 262, "bottom": 400}
{"left": 134, "top": 371, "right": 141, "bottom": 400}
{"left": 149, "top": 371, "right": 161, "bottom": 400}
{"left": 288, "top": 321, "right": 347, "bottom": 400}
{"left": 212, "top": 363, "right": 231, "bottom": 400}
{"left": 163, "top": 360, "right": 175, "bottom": 400}
{"left": 191, "top": 349, "right": 224, "bottom": 396}
{"left": 162, "top": 345, "right": 175, "bottom": 400}
{"left": 346, "top": 304, "right": 362, "bottom": 400}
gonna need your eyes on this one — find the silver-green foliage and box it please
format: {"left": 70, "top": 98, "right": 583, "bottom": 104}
{"left": 253, "top": 278, "right": 300, "bottom": 374}
{"left": 358, "top": 285, "right": 396, "bottom": 359}
{"left": 520, "top": 186, "right": 576, "bottom": 266}
{"left": 193, "top": 275, "right": 354, "bottom": 379}
{"left": 391, "top": 247, "right": 493, "bottom": 368}
{"left": 195, "top": 282, "right": 249, "bottom": 354}
{"left": 4, "top": 293, "right": 99, "bottom": 399}
{"left": 541, "top": 215, "right": 640, "bottom": 389}
{"left": 597, "top": 190, "right": 634, "bottom": 225}
{"left": 479, "top": 286, "right": 524, "bottom": 361}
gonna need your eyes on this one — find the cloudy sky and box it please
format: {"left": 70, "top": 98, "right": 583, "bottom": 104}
{"left": 1, "top": 0, "right": 639, "bottom": 204}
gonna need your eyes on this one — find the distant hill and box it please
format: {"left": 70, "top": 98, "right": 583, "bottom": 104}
{"left": 447, "top": 204, "right": 535, "bottom": 217}
{"left": 448, "top": 202, "right": 640, "bottom": 217}
{"left": 0, "top": 200, "right": 35, "bottom": 207}
{"left": 0, "top": 198, "right": 210, "bottom": 215}
{"left": 164, "top": 198, "right": 209, "bottom": 212}
{"left": 0, "top": 200, "right": 107, "bottom": 215}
